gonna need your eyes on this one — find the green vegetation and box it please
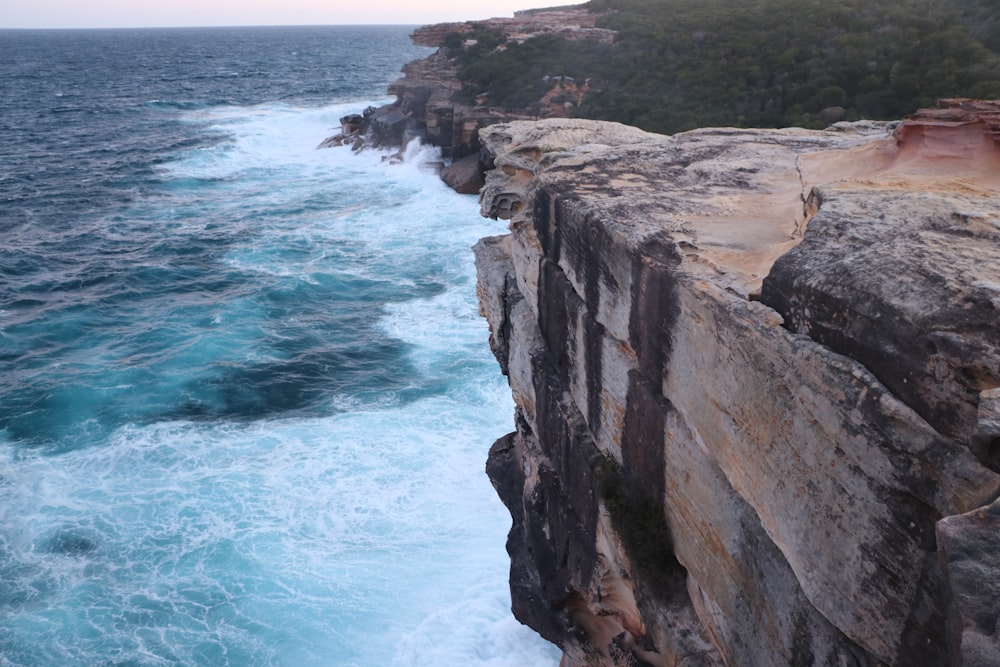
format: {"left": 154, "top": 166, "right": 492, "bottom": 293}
{"left": 447, "top": 0, "right": 1000, "bottom": 133}
{"left": 955, "top": 0, "right": 1000, "bottom": 52}
{"left": 451, "top": 33, "right": 604, "bottom": 109}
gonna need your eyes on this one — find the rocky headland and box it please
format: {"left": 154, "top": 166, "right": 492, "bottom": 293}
{"left": 318, "top": 10, "right": 1000, "bottom": 663}
{"left": 319, "top": 5, "right": 607, "bottom": 193}
{"left": 474, "top": 100, "right": 1000, "bottom": 666}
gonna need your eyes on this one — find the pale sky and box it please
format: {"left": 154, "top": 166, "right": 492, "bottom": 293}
{"left": 1, "top": 0, "right": 569, "bottom": 29}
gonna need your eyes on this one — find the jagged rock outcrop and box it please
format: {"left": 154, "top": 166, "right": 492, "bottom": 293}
{"left": 318, "top": 6, "right": 609, "bottom": 188}
{"left": 474, "top": 102, "right": 1000, "bottom": 666}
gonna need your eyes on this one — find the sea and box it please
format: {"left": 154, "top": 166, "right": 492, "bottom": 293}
{"left": 0, "top": 25, "right": 559, "bottom": 666}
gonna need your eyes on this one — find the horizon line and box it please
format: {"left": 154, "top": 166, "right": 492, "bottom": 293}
{"left": 0, "top": 23, "right": 433, "bottom": 31}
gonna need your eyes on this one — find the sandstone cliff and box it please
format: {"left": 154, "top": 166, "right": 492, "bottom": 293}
{"left": 474, "top": 100, "right": 1000, "bottom": 666}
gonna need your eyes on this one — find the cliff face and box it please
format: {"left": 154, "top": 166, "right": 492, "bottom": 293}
{"left": 473, "top": 102, "right": 1000, "bottom": 666}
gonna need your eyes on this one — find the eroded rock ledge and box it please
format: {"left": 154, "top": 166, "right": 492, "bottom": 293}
{"left": 474, "top": 102, "right": 1000, "bottom": 666}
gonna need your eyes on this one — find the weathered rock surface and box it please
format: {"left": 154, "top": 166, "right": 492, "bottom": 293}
{"left": 474, "top": 102, "right": 1000, "bottom": 666}
{"left": 440, "top": 152, "right": 486, "bottom": 194}
{"left": 936, "top": 498, "right": 1000, "bottom": 666}
{"left": 760, "top": 100, "right": 1000, "bottom": 468}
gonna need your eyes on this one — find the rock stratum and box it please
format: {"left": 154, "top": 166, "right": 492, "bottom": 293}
{"left": 473, "top": 100, "right": 1000, "bottom": 666}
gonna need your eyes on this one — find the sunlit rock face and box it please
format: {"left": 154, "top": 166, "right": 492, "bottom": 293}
{"left": 474, "top": 102, "right": 1000, "bottom": 667}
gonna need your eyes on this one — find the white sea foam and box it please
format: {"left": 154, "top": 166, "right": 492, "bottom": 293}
{"left": 0, "top": 99, "right": 559, "bottom": 666}
{"left": 0, "top": 385, "right": 558, "bottom": 665}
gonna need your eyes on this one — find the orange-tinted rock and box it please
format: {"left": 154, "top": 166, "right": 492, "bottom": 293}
{"left": 896, "top": 98, "right": 1000, "bottom": 145}
{"left": 440, "top": 152, "right": 485, "bottom": 194}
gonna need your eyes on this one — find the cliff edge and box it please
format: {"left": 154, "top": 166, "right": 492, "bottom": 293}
{"left": 474, "top": 100, "right": 1000, "bottom": 666}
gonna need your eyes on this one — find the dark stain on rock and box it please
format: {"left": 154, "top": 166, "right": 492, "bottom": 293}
{"left": 533, "top": 189, "right": 560, "bottom": 261}
{"left": 537, "top": 257, "right": 574, "bottom": 380}
{"left": 536, "top": 255, "right": 607, "bottom": 434}
{"left": 487, "top": 430, "right": 572, "bottom": 647}
{"left": 628, "top": 235, "right": 681, "bottom": 386}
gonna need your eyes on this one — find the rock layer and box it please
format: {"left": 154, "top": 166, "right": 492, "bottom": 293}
{"left": 474, "top": 103, "right": 1000, "bottom": 666}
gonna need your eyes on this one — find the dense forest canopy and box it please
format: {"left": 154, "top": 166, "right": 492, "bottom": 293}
{"left": 448, "top": 0, "right": 1000, "bottom": 133}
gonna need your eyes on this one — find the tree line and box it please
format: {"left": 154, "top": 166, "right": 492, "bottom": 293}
{"left": 446, "top": 0, "right": 1000, "bottom": 133}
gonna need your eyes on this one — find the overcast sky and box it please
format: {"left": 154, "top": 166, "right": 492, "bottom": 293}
{"left": 1, "top": 0, "right": 569, "bottom": 29}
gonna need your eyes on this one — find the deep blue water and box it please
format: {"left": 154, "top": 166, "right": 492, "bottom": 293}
{"left": 0, "top": 26, "right": 557, "bottom": 666}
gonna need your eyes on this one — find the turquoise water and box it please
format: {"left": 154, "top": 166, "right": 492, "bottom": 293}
{"left": 0, "top": 26, "right": 557, "bottom": 666}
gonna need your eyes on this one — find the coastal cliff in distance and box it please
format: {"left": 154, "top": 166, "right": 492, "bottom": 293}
{"left": 319, "top": 5, "right": 607, "bottom": 193}
{"left": 473, "top": 100, "right": 1000, "bottom": 665}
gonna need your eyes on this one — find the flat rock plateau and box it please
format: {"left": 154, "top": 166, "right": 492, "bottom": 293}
{"left": 474, "top": 99, "right": 1000, "bottom": 666}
